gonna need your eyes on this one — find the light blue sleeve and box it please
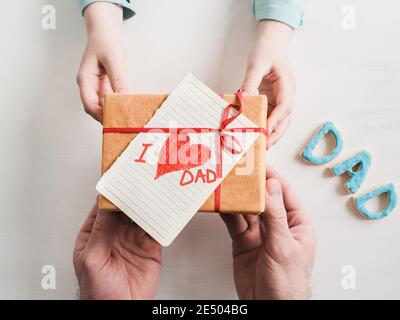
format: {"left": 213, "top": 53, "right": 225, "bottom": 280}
{"left": 79, "top": 0, "right": 135, "bottom": 20}
{"left": 253, "top": 0, "right": 306, "bottom": 28}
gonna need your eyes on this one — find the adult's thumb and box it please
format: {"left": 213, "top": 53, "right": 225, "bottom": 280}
{"left": 262, "top": 178, "right": 292, "bottom": 241}
{"left": 86, "top": 209, "right": 119, "bottom": 259}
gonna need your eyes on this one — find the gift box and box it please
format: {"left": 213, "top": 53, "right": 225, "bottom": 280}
{"left": 99, "top": 93, "right": 267, "bottom": 214}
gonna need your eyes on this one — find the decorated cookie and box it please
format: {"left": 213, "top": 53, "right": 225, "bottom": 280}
{"left": 354, "top": 183, "right": 398, "bottom": 219}
{"left": 301, "top": 121, "right": 343, "bottom": 165}
{"left": 331, "top": 150, "right": 372, "bottom": 193}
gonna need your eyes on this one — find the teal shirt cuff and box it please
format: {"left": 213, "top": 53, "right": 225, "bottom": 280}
{"left": 253, "top": 0, "right": 306, "bottom": 29}
{"left": 79, "top": 0, "right": 135, "bottom": 20}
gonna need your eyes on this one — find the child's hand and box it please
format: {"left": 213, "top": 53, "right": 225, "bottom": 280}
{"left": 242, "top": 20, "right": 295, "bottom": 149}
{"left": 76, "top": 2, "right": 128, "bottom": 123}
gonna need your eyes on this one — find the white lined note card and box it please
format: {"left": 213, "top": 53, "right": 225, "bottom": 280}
{"left": 96, "top": 74, "right": 260, "bottom": 246}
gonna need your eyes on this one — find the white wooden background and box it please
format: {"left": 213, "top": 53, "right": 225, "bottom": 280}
{"left": 0, "top": 0, "right": 399, "bottom": 299}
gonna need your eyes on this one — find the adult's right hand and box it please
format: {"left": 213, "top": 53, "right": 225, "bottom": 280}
{"left": 76, "top": 2, "right": 129, "bottom": 122}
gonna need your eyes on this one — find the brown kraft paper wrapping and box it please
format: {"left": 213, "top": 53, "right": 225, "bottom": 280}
{"left": 99, "top": 93, "right": 267, "bottom": 214}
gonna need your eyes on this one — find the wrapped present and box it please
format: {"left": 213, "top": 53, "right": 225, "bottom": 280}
{"left": 99, "top": 93, "right": 267, "bottom": 214}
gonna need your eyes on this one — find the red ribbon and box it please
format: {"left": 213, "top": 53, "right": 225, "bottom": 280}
{"left": 103, "top": 89, "right": 266, "bottom": 212}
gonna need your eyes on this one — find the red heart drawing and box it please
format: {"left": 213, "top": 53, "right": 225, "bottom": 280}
{"left": 155, "top": 133, "right": 211, "bottom": 179}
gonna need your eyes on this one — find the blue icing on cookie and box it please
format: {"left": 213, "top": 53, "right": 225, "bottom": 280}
{"left": 332, "top": 151, "right": 372, "bottom": 193}
{"left": 354, "top": 183, "right": 398, "bottom": 219}
{"left": 301, "top": 121, "right": 343, "bottom": 165}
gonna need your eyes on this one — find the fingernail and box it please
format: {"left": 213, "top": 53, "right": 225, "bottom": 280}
{"left": 267, "top": 179, "right": 281, "bottom": 196}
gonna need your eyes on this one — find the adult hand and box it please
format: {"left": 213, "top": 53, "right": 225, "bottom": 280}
{"left": 242, "top": 20, "right": 295, "bottom": 148}
{"left": 221, "top": 165, "right": 315, "bottom": 299}
{"left": 73, "top": 203, "right": 161, "bottom": 300}
{"left": 76, "top": 2, "right": 129, "bottom": 122}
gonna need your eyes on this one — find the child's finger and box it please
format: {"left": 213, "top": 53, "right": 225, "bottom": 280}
{"left": 101, "top": 53, "right": 129, "bottom": 93}
{"left": 241, "top": 62, "right": 269, "bottom": 95}
{"left": 99, "top": 76, "right": 113, "bottom": 107}
{"left": 267, "top": 101, "right": 291, "bottom": 136}
{"left": 267, "top": 115, "right": 291, "bottom": 149}
{"left": 267, "top": 75, "right": 294, "bottom": 135}
{"left": 77, "top": 74, "right": 103, "bottom": 122}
